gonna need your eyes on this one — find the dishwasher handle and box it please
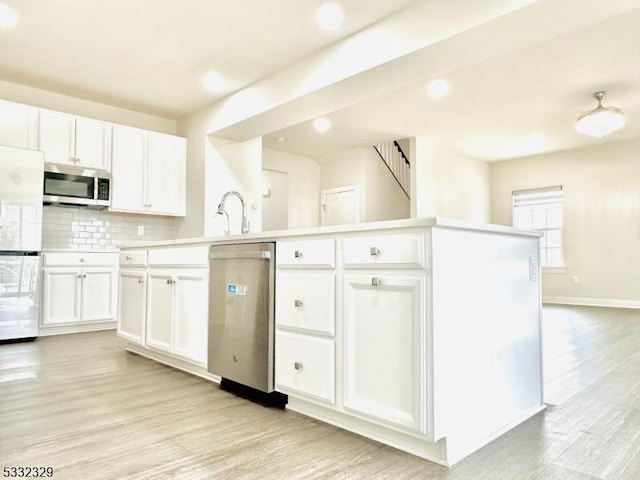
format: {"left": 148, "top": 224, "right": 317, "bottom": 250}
{"left": 209, "top": 251, "right": 271, "bottom": 260}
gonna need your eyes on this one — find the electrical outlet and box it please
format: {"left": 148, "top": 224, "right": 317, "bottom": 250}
{"left": 572, "top": 275, "right": 579, "bottom": 285}
{"left": 137, "top": 225, "right": 144, "bottom": 236}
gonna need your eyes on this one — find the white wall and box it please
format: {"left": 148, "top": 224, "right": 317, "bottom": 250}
{"left": 490, "top": 138, "right": 640, "bottom": 307}
{"left": 262, "top": 148, "right": 321, "bottom": 229}
{"left": 412, "top": 137, "right": 490, "bottom": 222}
{"left": 0, "top": 79, "right": 177, "bottom": 134}
{"left": 318, "top": 147, "right": 409, "bottom": 223}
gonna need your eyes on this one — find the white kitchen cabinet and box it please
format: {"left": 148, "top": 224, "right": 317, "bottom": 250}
{"left": 39, "top": 109, "right": 111, "bottom": 169}
{"left": 342, "top": 233, "right": 425, "bottom": 269}
{"left": 0, "top": 99, "right": 38, "bottom": 149}
{"left": 42, "top": 254, "right": 117, "bottom": 327}
{"left": 110, "top": 125, "right": 186, "bottom": 216}
{"left": 275, "top": 330, "right": 335, "bottom": 404}
{"left": 117, "top": 269, "right": 147, "bottom": 345}
{"left": 146, "top": 268, "right": 208, "bottom": 366}
{"left": 342, "top": 273, "right": 426, "bottom": 433}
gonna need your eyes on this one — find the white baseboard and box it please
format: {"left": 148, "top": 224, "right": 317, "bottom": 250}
{"left": 543, "top": 296, "right": 640, "bottom": 309}
{"left": 38, "top": 321, "right": 117, "bottom": 336}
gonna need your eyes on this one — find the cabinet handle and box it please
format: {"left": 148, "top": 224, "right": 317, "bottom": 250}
{"left": 294, "top": 299, "right": 303, "bottom": 308}
{"left": 294, "top": 362, "right": 303, "bottom": 370}
{"left": 137, "top": 278, "right": 144, "bottom": 284}
{"left": 370, "top": 247, "right": 380, "bottom": 256}
{"left": 371, "top": 277, "right": 382, "bottom": 286}
{"left": 294, "top": 250, "right": 303, "bottom": 258}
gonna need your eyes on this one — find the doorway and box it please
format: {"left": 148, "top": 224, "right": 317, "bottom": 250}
{"left": 320, "top": 185, "right": 360, "bottom": 226}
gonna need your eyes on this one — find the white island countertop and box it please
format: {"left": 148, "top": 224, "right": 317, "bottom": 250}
{"left": 119, "top": 216, "right": 540, "bottom": 250}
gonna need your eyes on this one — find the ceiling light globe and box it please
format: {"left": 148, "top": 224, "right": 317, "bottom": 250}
{"left": 575, "top": 107, "right": 626, "bottom": 138}
{"left": 0, "top": 3, "right": 17, "bottom": 28}
{"left": 316, "top": 4, "right": 344, "bottom": 31}
{"left": 313, "top": 117, "right": 331, "bottom": 133}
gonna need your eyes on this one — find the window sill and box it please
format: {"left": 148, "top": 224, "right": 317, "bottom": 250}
{"left": 542, "top": 266, "right": 567, "bottom": 274}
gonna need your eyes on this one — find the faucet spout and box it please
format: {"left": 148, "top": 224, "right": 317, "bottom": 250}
{"left": 216, "top": 191, "right": 250, "bottom": 234}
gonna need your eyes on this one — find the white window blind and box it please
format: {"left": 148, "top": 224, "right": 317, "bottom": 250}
{"left": 512, "top": 186, "right": 563, "bottom": 267}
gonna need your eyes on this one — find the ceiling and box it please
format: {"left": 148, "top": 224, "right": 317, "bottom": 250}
{"left": 1, "top": 0, "right": 638, "bottom": 161}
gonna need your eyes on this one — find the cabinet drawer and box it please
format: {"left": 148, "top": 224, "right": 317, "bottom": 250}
{"left": 43, "top": 252, "right": 118, "bottom": 267}
{"left": 148, "top": 246, "right": 208, "bottom": 267}
{"left": 119, "top": 250, "right": 147, "bottom": 267}
{"left": 342, "top": 233, "right": 425, "bottom": 269}
{"left": 276, "top": 272, "right": 335, "bottom": 336}
{"left": 275, "top": 331, "right": 335, "bottom": 404}
{"left": 277, "top": 239, "right": 335, "bottom": 268}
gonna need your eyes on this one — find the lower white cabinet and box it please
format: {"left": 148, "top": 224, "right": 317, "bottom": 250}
{"left": 342, "top": 274, "right": 426, "bottom": 433}
{"left": 42, "top": 253, "right": 117, "bottom": 327}
{"left": 275, "top": 330, "right": 335, "bottom": 404}
{"left": 117, "top": 269, "right": 147, "bottom": 345}
{"left": 146, "top": 268, "right": 208, "bottom": 366}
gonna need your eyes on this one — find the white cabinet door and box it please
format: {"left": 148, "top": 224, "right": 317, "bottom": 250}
{"left": 41, "top": 268, "right": 81, "bottom": 325}
{"left": 110, "top": 125, "right": 146, "bottom": 212}
{"left": 117, "top": 269, "right": 147, "bottom": 345}
{"left": 81, "top": 267, "right": 116, "bottom": 323}
{"left": 343, "top": 274, "right": 426, "bottom": 433}
{"left": 146, "top": 270, "right": 174, "bottom": 353}
{"left": 275, "top": 271, "right": 335, "bottom": 336}
{"left": 275, "top": 330, "right": 335, "bottom": 404}
{"left": 39, "top": 110, "right": 75, "bottom": 165}
{"left": 74, "top": 116, "right": 111, "bottom": 170}
{"left": 146, "top": 133, "right": 185, "bottom": 215}
{"left": 0, "top": 99, "right": 38, "bottom": 149}
{"left": 172, "top": 269, "right": 208, "bottom": 365}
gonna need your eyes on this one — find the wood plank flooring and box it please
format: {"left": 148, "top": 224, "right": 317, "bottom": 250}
{"left": 1, "top": 305, "right": 639, "bottom": 479}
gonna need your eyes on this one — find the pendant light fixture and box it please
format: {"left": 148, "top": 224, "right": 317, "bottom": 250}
{"left": 575, "top": 91, "right": 626, "bottom": 138}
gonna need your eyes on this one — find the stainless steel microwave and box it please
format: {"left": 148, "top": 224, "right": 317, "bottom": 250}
{"left": 43, "top": 164, "right": 110, "bottom": 208}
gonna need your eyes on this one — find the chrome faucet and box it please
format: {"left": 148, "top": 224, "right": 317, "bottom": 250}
{"left": 216, "top": 190, "right": 250, "bottom": 234}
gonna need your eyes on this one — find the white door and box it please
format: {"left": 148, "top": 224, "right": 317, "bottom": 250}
{"left": 39, "top": 110, "right": 75, "bottom": 165}
{"left": 321, "top": 185, "right": 360, "bottom": 226}
{"left": 146, "top": 270, "right": 174, "bottom": 353}
{"left": 0, "top": 100, "right": 38, "bottom": 149}
{"left": 343, "top": 274, "right": 425, "bottom": 433}
{"left": 81, "top": 268, "right": 116, "bottom": 323}
{"left": 74, "top": 117, "right": 111, "bottom": 170}
{"left": 117, "top": 269, "right": 147, "bottom": 345}
{"left": 146, "top": 133, "right": 185, "bottom": 215}
{"left": 172, "top": 269, "right": 208, "bottom": 365}
{"left": 41, "top": 268, "right": 81, "bottom": 325}
{"left": 110, "top": 125, "right": 146, "bottom": 212}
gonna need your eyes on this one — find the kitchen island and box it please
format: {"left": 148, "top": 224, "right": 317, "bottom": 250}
{"left": 117, "top": 217, "right": 543, "bottom": 466}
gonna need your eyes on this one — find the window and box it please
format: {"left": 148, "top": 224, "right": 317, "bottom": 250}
{"left": 512, "top": 186, "right": 563, "bottom": 267}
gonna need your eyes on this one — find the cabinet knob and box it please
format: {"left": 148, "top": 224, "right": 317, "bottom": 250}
{"left": 137, "top": 278, "right": 144, "bottom": 284}
{"left": 125, "top": 256, "right": 132, "bottom": 261}
{"left": 294, "top": 299, "right": 303, "bottom": 308}
{"left": 371, "top": 277, "right": 382, "bottom": 286}
{"left": 77, "top": 273, "right": 83, "bottom": 279}
{"left": 294, "top": 250, "right": 303, "bottom": 258}
{"left": 294, "top": 362, "right": 303, "bottom": 370}
{"left": 166, "top": 279, "right": 172, "bottom": 285}
{"left": 79, "top": 258, "right": 85, "bottom": 263}
{"left": 370, "top": 247, "right": 380, "bottom": 256}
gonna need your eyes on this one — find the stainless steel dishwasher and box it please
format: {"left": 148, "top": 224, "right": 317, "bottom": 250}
{"left": 208, "top": 242, "right": 280, "bottom": 399}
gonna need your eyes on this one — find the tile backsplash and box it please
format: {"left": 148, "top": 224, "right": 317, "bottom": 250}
{"left": 42, "top": 206, "right": 177, "bottom": 250}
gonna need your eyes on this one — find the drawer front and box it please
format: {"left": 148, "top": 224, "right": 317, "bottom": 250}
{"left": 342, "top": 233, "right": 425, "bottom": 269}
{"left": 276, "top": 272, "right": 335, "bottom": 336}
{"left": 277, "top": 239, "right": 335, "bottom": 268}
{"left": 147, "top": 245, "right": 208, "bottom": 267}
{"left": 119, "top": 250, "right": 148, "bottom": 267}
{"left": 275, "top": 331, "right": 335, "bottom": 404}
{"left": 43, "top": 252, "right": 118, "bottom": 267}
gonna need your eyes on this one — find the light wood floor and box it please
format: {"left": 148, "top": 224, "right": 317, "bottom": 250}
{"left": 1, "top": 305, "right": 639, "bottom": 479}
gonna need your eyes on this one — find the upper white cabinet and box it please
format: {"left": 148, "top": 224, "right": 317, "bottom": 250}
{"left": 0, "top": 99, "right": 38, "bottom": 149}
{"left": 39, "top": 109, "right": 111, "bottom": 170}
{"left": 110, "top": 125, "right": 186, "bottom": 216}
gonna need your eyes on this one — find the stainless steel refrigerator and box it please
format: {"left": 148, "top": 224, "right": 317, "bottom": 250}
{"left": 0, "top": 145, "right": 44, "bottom": 343}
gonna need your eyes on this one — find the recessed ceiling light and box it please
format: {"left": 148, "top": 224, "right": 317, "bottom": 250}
{"left": 276, "top": 136, "right": 285, "bottom": 142}
{"left": 426, "top": 79, "right": 450, "bottom": 100}
{"left": 313, "top": 117, "right": 331, "bottom": 133}
{"left": 316, "top": 3, "right": 344, "bottom": 31}
{"left": 202, "top": 71, "right": 225, "bottom": 92}
{"left": 0, "top": 3, "right": 17, "bottom": 28}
